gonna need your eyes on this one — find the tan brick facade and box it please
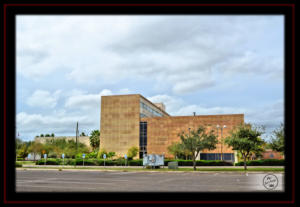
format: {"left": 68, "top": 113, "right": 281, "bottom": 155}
{"left": 262, "top": 149, "right": 284, "bottom": 160}
{"left": 100, "top": 94, "right": 244, "bottom": 160}
{"left": 100, "top": 95, "right": 141, "bottom": 157}
{"left": 141, "top": 114, "right": 244, "bottom": 158}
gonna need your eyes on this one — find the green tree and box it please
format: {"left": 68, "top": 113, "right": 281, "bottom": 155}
{"left": 16, "top": 138, "right": 23, "bottom": 150}
{"left": 167, "top": 142, "right": 184, "bottom": 159}
{"left": 178, "top": 126, "right": 218, "bottom": 170}
{"left": 45, "top": 134, "right": 50, "bottom": 137}
{"left": 40, "top": 134, "right": 44, "bottom": 137}
{"left": 80, "top": 132, "right": 86, "bottom": 136}
{"left": 16, "top": 138, "right": 24, "bottom": 160}
{"left": 225, "top": 124, "right": 265, "bottom": 170}
{"left": 248, "top": 137, "right": 266, "bottom": 160}
{"left": 90, "top": 130, "right": 100, "bottom": 150}
{"left": 65, "top": 139, "right": 89, "bottom": 158}
{"left": 127, "top": 146, "right": 139, "bottom": 160}
{"left": 269, "top": 123, "right": 284, "bottom": 154}
{"left": 97, "top": 148, "right": 108, "bottom": 159}
{"left": 51, "top": 133, "right": 55, "bottom": 137}
{"left": 17, "top": 143, "right": 29, "bottom": 158}
{"left": 28, "top": 141, "right": 44, "bottom": 160}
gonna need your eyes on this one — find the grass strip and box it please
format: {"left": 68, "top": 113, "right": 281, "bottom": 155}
{"left": 19, "top": 166, "right": 284, "bottom": 172}
{"left": 16, "top": 161, "right": 36, "bottom": 165}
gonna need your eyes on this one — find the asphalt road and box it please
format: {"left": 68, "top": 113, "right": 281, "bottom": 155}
{"left": 16, "top": 169, "right": 284, "bottom": 192}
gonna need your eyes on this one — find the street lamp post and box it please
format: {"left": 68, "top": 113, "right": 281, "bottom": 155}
{"left": 216, "top": 125, "right": 226, "bottom": 161}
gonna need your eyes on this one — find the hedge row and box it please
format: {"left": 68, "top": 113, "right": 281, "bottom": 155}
{"left": 36, "top": 158, "right": 233, "bottom": 166}
{"left": 17, "top": 158, "right": 24, "bottom": 161}
{"left": 15, "top": 162, "right": 22, "bottom": 167}
{"left": 164, "top": 160, "right": 233, "bottom": 166}
{"left": 235, "top": 159, "right": 284, "bottom": 166}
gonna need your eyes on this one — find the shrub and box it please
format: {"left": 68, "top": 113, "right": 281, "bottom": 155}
{"left": 48, "top": 151, "right": 58, "bottom": 158}
{"left": 17, "top": 158, "right": 24, "bottom": 161}
{"left": 97, "top": 149, "right": 108, "bottom": 159}
{"left": 128, "top": 159, "right": 143, "bottom": 166}
{"left": 164, "top": 160, "right": 233, "bottom": 166}
{"left": 235, "top": 159, "right": 284, "bottom": 166}
{"left": 197, "top": 160, "right": 233, "bottom": 166}
{"left": 36, "top": 158, "right": 62, "bottom": 165}
{"left": 75, "top": 158, "right": 97, "bottom": 166}
{"left": 64, "top": 159, "right": 76, "bottom": 165}
{"left": 15, "top": 162, "right": 22, "bottom": 168}
{"left": 107, "top": 152, "right": 116, "bottom": 158}
{"left": 96, "top": 159, "right": 118, "bottom": 166}
{"left": 87, "top": 151, "right": 98, "bottom": 159}
{"left": 127, "top": 146, "right": 138, "bottom": 159}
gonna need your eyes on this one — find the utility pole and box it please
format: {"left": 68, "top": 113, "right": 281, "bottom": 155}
{"left": 76, "top": 122, "right": 79, "bottom": 154}
{"left": 75, "top": 122, "right": 79, "bottom": 168}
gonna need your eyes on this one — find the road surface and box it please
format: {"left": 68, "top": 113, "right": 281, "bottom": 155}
{"left": 16, "top": 169, "right": 284, "bottom": 192}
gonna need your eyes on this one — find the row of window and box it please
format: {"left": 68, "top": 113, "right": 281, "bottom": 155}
{"left": 140, "top": 102, "right": 163, "bottom": 117}
{"left": 140, "top": 113, "right": 147, "bottom": 118}
{"left": 200, "top": 153, "right": 234, "bottom": 161}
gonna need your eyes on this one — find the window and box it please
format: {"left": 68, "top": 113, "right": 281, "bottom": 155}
{"left": 139, "top": 122, "right": 147, "bottom": 159}
{"left": 200, "top": 153, "right": 234, "bottom": 162}
{"left": 223, "top": 153, "right": 233, "bottom": 161}
{"left": 140, "top": 113, "right": 147, "bottom": 118}
{"left": 140, "top": 101, "right": 163, "bottom": 117}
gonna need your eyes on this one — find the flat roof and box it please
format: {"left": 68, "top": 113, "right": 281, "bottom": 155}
{"left": 139, "top": 94, "right": 170, "bottom": 116}
{"left": 141, "top": 113, "right": 244, "bottom": 120}
{"left": 101, "top": 94, "right": 170, "bottom": 116}
{"left": 100, "top": 94, "right": 243, "bottom": 118}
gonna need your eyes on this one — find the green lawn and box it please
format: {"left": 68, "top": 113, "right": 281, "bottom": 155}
{"left": 19, "top": 166, "right": 284, "bottom": 172}
{"left": 16, "top": 161, "right": 36, "bottom": 165}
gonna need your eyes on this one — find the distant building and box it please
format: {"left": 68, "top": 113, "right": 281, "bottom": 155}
{"left": 262, "top": 149, "right": 284, "bottom": 160}
{"left": 100, "top": 94, "right": 244, "bottom": 162}
{"left": 25, "top": 152, "right": 41, "bottom": 161}
{"left": 35, "top": 136, "right": 91, "bottom": 150}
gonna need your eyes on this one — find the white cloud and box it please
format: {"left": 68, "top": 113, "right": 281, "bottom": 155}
{"left": 16, "top": 16, "right": 284, "bottom": 140}
{"left": 64, "top": 89, "right": 112, "bottom": 110}
{"left": 26, "top": 90, "right": 61, "bottom": 108}
{"left": 17, "top": 15, "right": 283, "bottom": 94}
{"left": 147, "top": 94, "right": 184, "bottom": 114}
{"left": 119, "top": 88, "right": 133, "bottom": 94}
{"left": 17, "top": 111, "right": 97, "bottom": 139}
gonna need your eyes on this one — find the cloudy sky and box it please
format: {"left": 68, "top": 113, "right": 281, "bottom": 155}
{"left": 16, "top": 15, "right": 284, "bottom": 141}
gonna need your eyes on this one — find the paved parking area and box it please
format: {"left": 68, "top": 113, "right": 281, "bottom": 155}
{"left": 16, "top": 169, "right": 284, "bottom": 192}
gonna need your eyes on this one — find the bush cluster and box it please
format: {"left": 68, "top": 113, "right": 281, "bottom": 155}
{"left": 164, "top": 159, "right": 233, "bottom": 166}
{"left": 235, "top": 159, "right": 284, "bottom": 166}
{"left": 17, "top": 158, "right": 24, "bottom": 161}
{"left": 15, "top": 162, "right": 22, "bottom": 167}
{"left": 35, "top": 158, "right": 234, "bottom": 166}
{"left": 36, "top": 158, "right": 62, "bottom": 165}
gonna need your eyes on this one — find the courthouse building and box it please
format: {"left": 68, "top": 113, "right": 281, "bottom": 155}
{"left": 100, "top": 94, "right": 244, "bottom": 162}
